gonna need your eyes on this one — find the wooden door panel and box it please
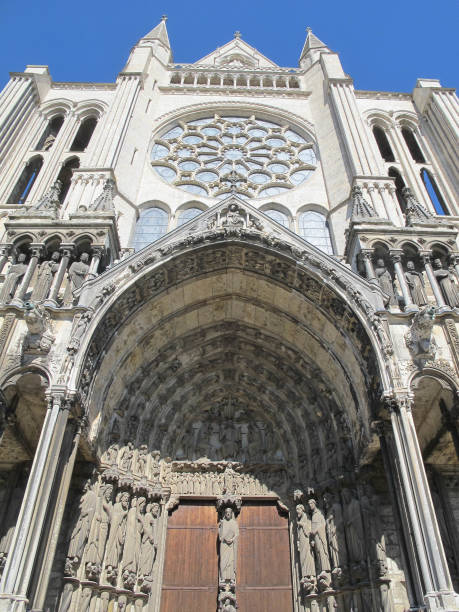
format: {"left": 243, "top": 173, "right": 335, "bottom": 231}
{"left": 238, "top": 588, "right": 294, "bottom": 610}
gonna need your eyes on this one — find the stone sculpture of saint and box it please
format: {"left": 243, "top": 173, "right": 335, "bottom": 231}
{"left": 68, "top": 252, "right": 90, "bottom": 292}
{"left": 308, "top": 499, "right": 330, "bottom": 574}
{"left": 67, "top": 481, "right": 97, "bottom": 566}
{"left": 296, "top": 504, "right": 316, "bottom": 582}
{"left": 218, "top": 507, "right": 239, "bottom": 585}
{"left": 122, "top": 497, "right": 144, "bottom": 589}
{"left": 0, "top": 254, "right": 27, "bottom": 302}
{"left": 139, "top": 502, "right": 160, "bottom": 592}
{"left": 104, "top": 491, "right": 129, "bottom": 582}
{"left": 323, "top": 492, "right": 347, "bottom": 574}
{"left": 120, "top": 442, "right": 134, "bottom": 472}
{"left": 433, "top": 259, "right": 459, "bottom": 307}
{"left": 85, "top": 483, "right": 113, "bottom": 579}
{"left": 342, "top": 488, "right": 365, "bottom": 565}
{"left": 374, "top": 259, "right": 397, "bottom": 307}
{"left": 136, "top": 445, "right": 148, "bottom": 476}
{"left": 32, "top": 251, "right": 60, "bottom": 301}
{"left": 404, "top": 260, "right": 427, "bottom": 305}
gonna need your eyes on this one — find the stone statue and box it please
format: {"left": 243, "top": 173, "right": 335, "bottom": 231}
{"left": 67, "top": 482, "right": 97, "bottom": 570}
{"left": 138, "top": 502, "right": 160, "bottom": 593}
{"left": 105, "top": 491, "right": 129, "bottom": 583}
{"left": 120, "top": 442, "right": 134, "bottom": 471}
{"left": 374, "top": 259, "right": 397, "bottom": 307}
{"left": 308, "top": 499, "right": 331, "bottom": 588}
{"left": 433, "top": 259, "right": 459, "bottom": 307}
{"left": 122, "top": 497, "right": 144, "bottom": 589}
{"left": 85, "top": 483, "right": 113, "bottom": 580}
{"left": 404, "top": 260, "right": 427, "bottom": 305}
{"left": 323, "top": 493, "right": 347, "bottom": 573}
{"left": 32, "top": 251, "right": 60, "bottom": 301}
{"left": 136, "top": 444, "right": 148, "bottom": 476}
{"left": 218, "top": 507, "right": 239, "bottom": 585}
{"left": 296, "top": 504, "right": 316, "bottom": 591}
{"left": 0, "top": 254, "right": 27, "bottom": 302}
{"left": 68, "top": 252, "right": 90, "bottom": 292}
{"left": 342, "top": 488, "right": 365, "bottom": 565}
{"left": 221, "top": 597, "right": 237, "bottom": 612}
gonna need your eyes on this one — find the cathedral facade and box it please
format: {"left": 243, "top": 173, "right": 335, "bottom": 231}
{"left": 0, "top": 18, "right": 457, "bottom": 612}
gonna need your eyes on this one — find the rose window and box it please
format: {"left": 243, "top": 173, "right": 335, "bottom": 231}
{"left": 151, "top": 115, "right": 317, "bottom": 199}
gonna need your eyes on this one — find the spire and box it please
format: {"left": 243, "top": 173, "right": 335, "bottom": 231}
{"left": 143, "top": 15, "right": 170, "bottom": 49}
{"left": 299, "top": 27, "right": 329, "bottom": 67}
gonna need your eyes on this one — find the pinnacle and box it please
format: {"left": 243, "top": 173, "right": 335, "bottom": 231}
{"left": 299, "top": 27, "right": 328, "bottom": 62}
{"left": 142, "top": 16, "right": 171, "bottom": 48}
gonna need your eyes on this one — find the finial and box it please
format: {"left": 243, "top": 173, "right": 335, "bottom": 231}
{"left": 161, "top": 15, "right": 167, "bottom": 22}
{"left": 306, "top": 27, "right": 312, "bottom": 34}
{"left": 234, "top": 30, "right": 241, "bottom": 39}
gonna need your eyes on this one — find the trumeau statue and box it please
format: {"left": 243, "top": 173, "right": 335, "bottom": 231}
{"left": 296, "top": 504, "right": 316, "bottom": 591}
{"left": 68, "top": 252, "right": 90, "bottom": 292}
{"left": 218, "top": 507, "right": 239, "bottom": 585}
{"left": 405, "top": 260, "right": 428, "bottom": 305}
{"left": 104, "top": 491, "right": 129, "bottom": 583}
{"left": 66, "top": 481, "right": 97, "bottom": 574}
{"left": 0, "top": 253, "right": 27, "bottom": 302}
{"left": 433, "top": 258, "right": 459, "bottom": 307}
{"left": 32, "top": 251, "right": 60, "bottom": 301}
{"left": 374, "top": 259, "right": 397, "bottom": 307}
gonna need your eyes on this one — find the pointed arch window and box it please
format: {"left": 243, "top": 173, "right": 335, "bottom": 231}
{"left": 402, "top": 128, "right": 425, "bottom": 163}
{"left": 298, "top": 211, "right": 333, "bottom": 254}
{"left": 70, "top": 117, "right": 98, "bottom": 151}
{"left": 7, "top": 155, "right": 43, "bottom": 204}
{"left": 373, "top": 126, "right": 395, "bottom": 162}
{"left": 421, "top": 169, "right": 448, "bottom": 215}
{"left": 177, "top": 207, "right": 203, "bottom": 226}
{"left": 388, "top": 167, "right": 406, "bottom": 213}
{"left": 36, "top": 115, "right": 64, "bottom": 151}
{"left": 56, "top": 157, "right": 80, "bottom": 203}
{"left": 133, "top": 207, "right": 169, "bottom": 251}
{"left": 264, "top": 209, "right": 289, "bottom": 227}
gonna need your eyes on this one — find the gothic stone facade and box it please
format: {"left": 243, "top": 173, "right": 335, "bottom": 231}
{"left": 0, "top": 19, "right": 457, "bottom": 612}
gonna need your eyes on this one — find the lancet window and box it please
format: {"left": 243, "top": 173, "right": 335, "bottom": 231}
{"left": 7, "top": 155, "right": 44, "bottom": 204}
{"left": 177, "top": 207, "right": 204, "bottom": 226}
{"left": 372, "top": 126, "right": 395, "bottom": 162}
{"left": 298, "top": 211, "right": 333, "bottom": 254}
{"left": 70, "top": 116, "right": 98, "bottom": 152}
{"left": 132, "top": 207, "right": 169, "bottom": 251}
{"left": 421, "top": 168, "right": 449, "bottom": 215}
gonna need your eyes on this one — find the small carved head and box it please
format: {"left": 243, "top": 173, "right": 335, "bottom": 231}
{"left": 307, "top": 498, "right": 317, "bottom": 511}
{"left": 80, "top": 252, "right": 90, "bottom": 263}
{"left": 137, "top": 497, "right": 146, "bottom": 512}
{"left": 17, "top": 253, "right": 26, "bottom": 263}
{"left": 120, "top": 492, "right": 130, "bottom": 509}
{"left": 406, "top": 260, "right": 415, "bottom": 270}
{"left": 103, "top": 484, "right": 113, "bottom": 501}
{"left": 433, "top": 258, "right": 442, "bottom": 269}
{"left": 151, "top": 502, "right": 160, "bottom": 517}
{"left": 224, "top": 507, "right": 233, "bottom": 520}
{"left": 296, "top": 504, "right": 305, "bottom": 518}
{"left": 51, "top": 251, "right": 60, "bottom": 261}
{"left": 376, "top": 259, "right": 385, "bottom": 268}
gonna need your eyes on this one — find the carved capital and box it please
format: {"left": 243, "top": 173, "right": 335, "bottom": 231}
{"left": 419, "top": 251, "right": 433, "bottom": 266}
{"left": 216, "top": 492, "right": 242, "bottom": 516}
{"left": 29, "top": 243, "right": 46, "bottom": 259}
{"left": 60, "top": 243, "right": 76, "bottom": 259}
{"left": 383, "top": 393, "right": 414, "bottom": 414}
{"left": 360, "top": 249, "right": 374, "bottom": 262}
{"left": 389, "top": 249, "right": 403, "bottom": 264}
{"left": 91, "top": 245, "right": 105, "bottom": 258}
{"left": 0, "top": 244, "right": 13, "bottom": 258}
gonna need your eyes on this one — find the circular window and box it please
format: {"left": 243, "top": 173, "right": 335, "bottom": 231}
{"left": 151, "top": 115, "right": 316, "bottom": 198}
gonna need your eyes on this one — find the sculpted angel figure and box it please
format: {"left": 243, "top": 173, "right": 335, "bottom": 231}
{"left": 218, "top": 507, "right": 239, "bottom": 585}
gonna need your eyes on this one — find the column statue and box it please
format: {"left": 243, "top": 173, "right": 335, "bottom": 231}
{"left": 68, "top": 252, "right": 90, "bottom": 292}
{"left": 296, "top": 504, "right": 316, "bottom": 593}
{"left": 342, "top": 488, "right": 365, "bottom": 567}
{"left": 433, "top": 259, "right": 459, "bottom": 307}
{"left": 65, "top": 481, "right": 97, "bottom": 575}
{"left": 0, "top": 254, "right": 27, "bottom": 302}
{"left": 32, "top": 251, "right": 60, "bottom": 301}
{"left": 104, "top": 491, "right": 129, "bottom": 584}
{"left": 405, "top": 260, "right": 428, "bottom": 305}
{"left": 218, "top": 507, "right": 239, "bottom": 586}
{"left": 308, "top": 499, "right": 331, "bottom": 589}
{"left": 374, "top": 259, "right": 397, "bottom": 307}
{"left": 122, "top": 497, "right": 145, "bottom": 590}
{"left": 85, "top": 483, "right": 113, "bottom": 580}
{"left": 138, "top": 502, "right": 160, "bottom": 593}
{"left": 323, "top": 492, "right": 347, "bottom": 580}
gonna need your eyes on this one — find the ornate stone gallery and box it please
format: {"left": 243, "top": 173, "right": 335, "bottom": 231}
{"left": 0, "top": 15, "right": 457, "bottom": 612}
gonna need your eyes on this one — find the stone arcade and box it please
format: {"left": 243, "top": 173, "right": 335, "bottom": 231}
{"left": 0, "top": 16, "right": 457, "bottom": 612}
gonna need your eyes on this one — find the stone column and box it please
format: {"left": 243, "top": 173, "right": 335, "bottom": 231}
{"left": 44, "top": 244, "right": 75, "bottom": 307}
{"left": 360, "top": 249, "right": 378, "bottom": 284}
{"left": 0, "top": 392, "right": 73, "bottom": 612}
{"left": 387, "top": 394, "right": 459, "bottom": 610}
{"left": 87, "top": 246, "right": 104, "bottom": 279}
{"left": 420, "top": 252, "right": 448, "bottom": 311}
{"left": 389, "top": 250, "right": 417, "bottom": 313}
{"left": 0, "top": 245, "right": 13, "bottom": 275}
{"left": 12, "top": 244, "right": 44, "bottom": 305}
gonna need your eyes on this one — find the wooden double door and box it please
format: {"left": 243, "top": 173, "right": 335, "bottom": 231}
{"left": 161, "top": 500, "right": 293, "bottom": 612}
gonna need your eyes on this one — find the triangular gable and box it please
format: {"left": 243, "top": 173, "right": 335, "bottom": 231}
{"left": 194, "top": 37, "right": 279, "bottom": 69}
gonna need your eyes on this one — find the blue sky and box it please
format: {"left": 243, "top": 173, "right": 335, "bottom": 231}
{"left": 1, "top": 0, "right": 457, "bottom": 93}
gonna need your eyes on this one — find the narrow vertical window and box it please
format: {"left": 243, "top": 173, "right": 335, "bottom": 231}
{"left": 36, "top": 115, "right": 64, "bottom": 151}
{"left": 177, "top": 208, "right": 203, "bottom": 226}
{"left": 133, "top": 207, "right": 169, "bottom": 251}
{"left": 421, "top": 169, "right": 448, "bottom": 215}
{"left": 373, "top": 126, "right": 395, "bottom": 162}
{"left": 388, "top": 168, "right": 406, "bottom": 213}
{"left": 70, "top": 117, "right": 98, "bottom": 151}
{"left": 298, "top": 211, "right": 333, "bottom": 254}
{"left": 402, "top": 128, "right": 425, "bottom": 163}
{"left": 56, "top": 157, "right": 80, "bottom": 203}
{"left": 264, "top": 209, "right": 289, "bottom": 227}
{"left": 7, "top": 155, "right": 44, "bottom": 204}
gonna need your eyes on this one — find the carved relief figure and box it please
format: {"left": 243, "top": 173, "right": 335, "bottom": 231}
{"left": 32, "top": 251, "right": 60, "bottom": 301}
{"left": 404, "top": 260, "right": 427, "bottom": 305}
{"left": 374, "top": 259, "right": 397, "bottom": 307}
{"left": 85, "top": 483, "right": 113, "bottom": 580}
{"left": 105, "top": 491, "right": 129, "bottom": 583}
{"left": 433, "top": 259, "right": 459, "bottom": 307}
{"left": 138, "top": 502, "right": 160, "bottom": 593}
{"left": 68, "top": 252, "right": 90, "bottom": 292}
{"left": 136, "top": 445, "right": 148, "bottom": 475}
{"left": 308, "top": 499, "right": 331, "bottom": 588}
{"left": 0, "top": 254, "right": 27, "bottom": 302}
{"left": 218, "top": 507, "right": 239, "bottom": 585}
{"left": 120, "top": 442, "right": 134, "bottom": 471}
{"left": 66, "top": 481, "right": 97, "bottom": 574}
{"left": 296, "top": 504, "right": 316, "bottom": 591}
